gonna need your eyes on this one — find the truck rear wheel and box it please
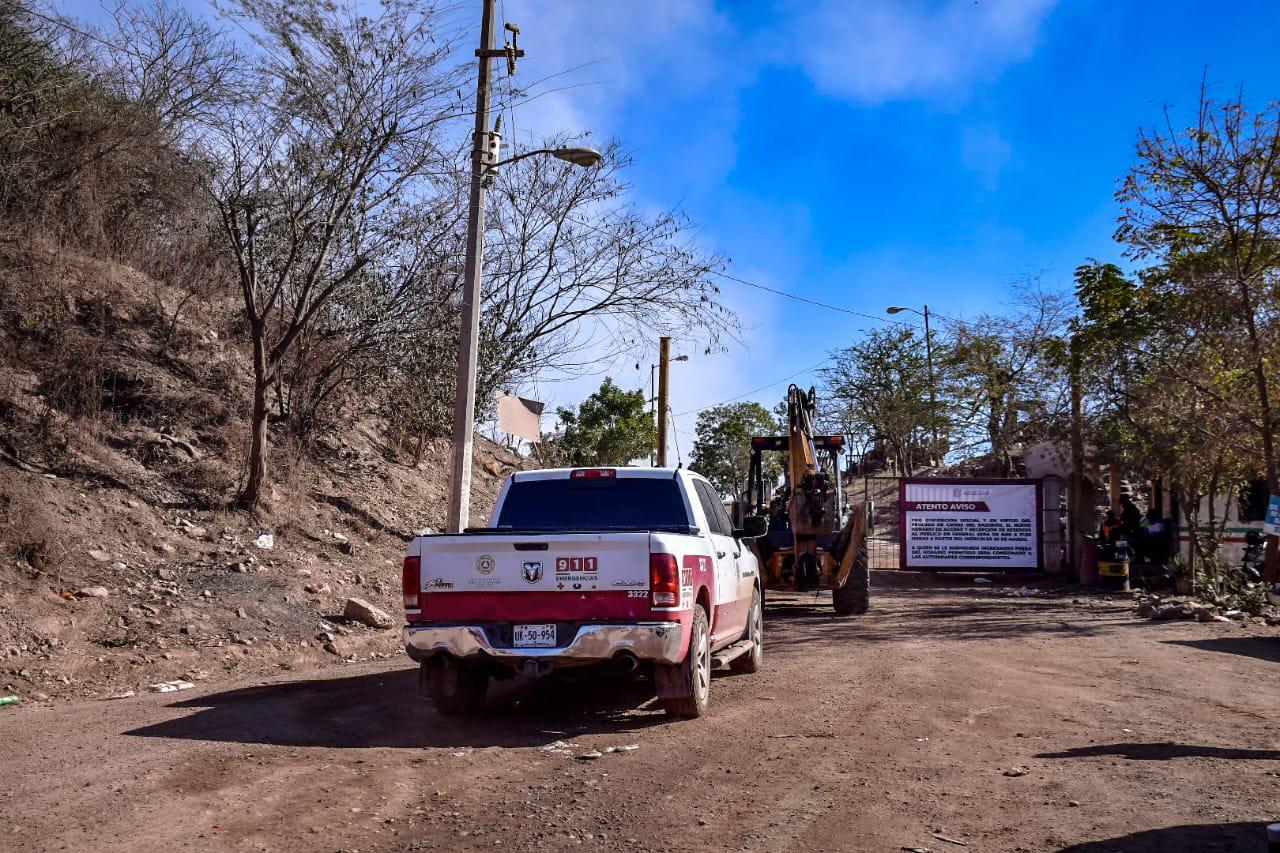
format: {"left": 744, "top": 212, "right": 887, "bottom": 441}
{"left": 657, "top": 607, "right": 711, "bottom": 718}
{"left": 832, "top": 538, "right": 870, "bottom": 616}
{"left": 425, "top": 659, "right": 487, "bottom": 715}
{"left": 730, "top": 588, "right": 763, "bottom": 674}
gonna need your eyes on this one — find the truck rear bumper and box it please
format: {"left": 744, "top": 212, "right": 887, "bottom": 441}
{"left": 403, "top": 621, "right": 684, "bottom": 665}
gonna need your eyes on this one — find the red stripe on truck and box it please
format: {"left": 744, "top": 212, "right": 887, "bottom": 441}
{"left": 416, "top": 590, "right": 652, "bottom": 622}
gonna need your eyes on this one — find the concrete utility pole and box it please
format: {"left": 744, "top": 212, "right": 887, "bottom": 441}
{"left": 922, "top": 304, "right": 938, "bottom": 463}
{"left": 445, "top": 3, "right": 598, "bottom": 531}
{"left": 656, "top": 337, "right": 671, "bottom": 467}
{"left": 446, "top": 0, "right": 498, "bottom": 534}
{"left": 887, "top": 303, "right": 939, "bottom": 464}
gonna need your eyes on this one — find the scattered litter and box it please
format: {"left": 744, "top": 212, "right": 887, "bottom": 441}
{"left": 902, "top": 847, "right": 933, "bottom": 853}
{"left": 1068, "top": 800, "right": 1080, "bottom": 807}
{"left": 1002, "top": 767, "right": 1029, "bottom": 777}
{"left": 541, "top": 740, "right": 574, "bottom": 754}
{"left": 576, "top": 750, "right": 604, "bottom": 761}
{"left": 1016, "top": 586, "right": 1034, "bottom": 597}
{"left": 605, "top": 744, "right": 640, "bottom": 754}
{"left": 1121, "top": 728, "right": 1132, "bottom": 733}
{"left": 0, "top": 695, "right": 19, "bottom": 707}
{"left": 974, "top": 577, "right": 992, "bottom": 584}
{"left": 916, "top": 737, "right": 929, "bottom": 742}
{"left": 102, "top": 690, "right": 136, "bottom": 700}
{"left": 149, "top": 680, "right": 194, "bottom": 693}
{"left": 254, "top": 531, "right": 274, "bottom": 550}
{"left": 931, "top": 833, "right": 968, "bottom": 847}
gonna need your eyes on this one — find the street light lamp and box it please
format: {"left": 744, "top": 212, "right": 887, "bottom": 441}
{"left": 887, "top": 304, "right": 940, "bottom": 466}
{"left": 490, "top": 145, "right": 603, "bottom": 170}
{"left": 447, "top": 1, "right": 602, "bottom": 533}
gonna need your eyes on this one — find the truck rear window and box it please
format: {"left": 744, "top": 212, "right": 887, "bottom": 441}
{"left": 494, "top": 477, "right": 691, "bottom": 531}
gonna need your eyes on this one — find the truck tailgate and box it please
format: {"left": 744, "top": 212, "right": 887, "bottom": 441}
{"left": 412, "top": 532, "right": 653, "bottom": 622}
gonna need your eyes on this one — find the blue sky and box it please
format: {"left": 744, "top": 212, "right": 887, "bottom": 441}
{"left": 497, "top": 0, "right": 1280, "bottom": 451}
{"left": 61, "top": 0, "right": 1280, "bottom": 452}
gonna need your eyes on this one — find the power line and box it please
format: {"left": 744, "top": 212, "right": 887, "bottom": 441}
{"left": 555, "top": 213, "right": 915, "bottom": 328}
{"left": 673, "top": 357, "right": 829, "bottom": 418}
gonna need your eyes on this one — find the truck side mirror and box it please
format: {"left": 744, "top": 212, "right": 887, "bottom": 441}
{"left": 736, "top": 515, "right": 769, "bottom": 540}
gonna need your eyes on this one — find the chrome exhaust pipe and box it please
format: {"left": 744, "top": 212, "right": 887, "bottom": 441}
{"left": 615, "top": 652, "right": 638, "bottom": 672}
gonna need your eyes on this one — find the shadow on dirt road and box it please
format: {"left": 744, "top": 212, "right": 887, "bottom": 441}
{"left": 125, "top": 666, "right": 671, "bottom": 749}
{"left": 1163, "top": 637, "right": 1280, "bottom": 664}
{"left": 1055, "top": 821, "right": 1267, "bottom": 852}
{"left": 1036, "top": 742, "right": 1280, "bottom": 761}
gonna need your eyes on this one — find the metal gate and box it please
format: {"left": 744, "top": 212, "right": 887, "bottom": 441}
{"left": 860, "top": 476, "right": 902, "bottom": 570}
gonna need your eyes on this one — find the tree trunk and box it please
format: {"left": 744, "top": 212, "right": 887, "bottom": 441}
{"left": 1239, "top": 279, "right": 1279, "bottom": 584}
{"left": 237, "top": 335, "right": 271, "bottom": 510}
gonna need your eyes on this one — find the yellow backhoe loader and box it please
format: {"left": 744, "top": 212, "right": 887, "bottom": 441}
{"left": 742, "top": 385, "right": 869, "bottom": 615}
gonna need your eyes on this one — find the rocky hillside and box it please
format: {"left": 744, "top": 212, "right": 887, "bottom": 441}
{"left": 0, "top": 243, "right": 524, "bottom": 703}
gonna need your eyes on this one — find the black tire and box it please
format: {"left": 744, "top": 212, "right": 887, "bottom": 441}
{"left": 426, "top": 659, "right": 487, "bottom": 715}
{"left": 796, "top": 552, "right": 820, "bottom": 591}
{"left": 659, "top": 607, "right": 711, "bottom": 718}
{"left": 731, "top": 587, "right": 763, "bottom": 674}
{"left": 832, "top": 538, "right": 870, "bottom": 616}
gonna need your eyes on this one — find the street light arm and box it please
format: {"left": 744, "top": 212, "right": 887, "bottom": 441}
{"left": 490, "top": 146, "right": 603, "bottom": 169}
{"left": 490, "top": 147, "right": 557, "bottom": 168}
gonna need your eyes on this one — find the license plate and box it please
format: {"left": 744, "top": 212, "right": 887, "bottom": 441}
{"left": 513, "top": 623, "right": 557, "bottom": 648}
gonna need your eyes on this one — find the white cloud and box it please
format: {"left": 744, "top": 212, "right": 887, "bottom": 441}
{"left": 791, "top": 0, "right": 1057, "bottom": 104}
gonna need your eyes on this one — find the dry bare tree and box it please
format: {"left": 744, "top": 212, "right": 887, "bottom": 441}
{"left": 205, "top": 0, "right": 466, "bottom": 508}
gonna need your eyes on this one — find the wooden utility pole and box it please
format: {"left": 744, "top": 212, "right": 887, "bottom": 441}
{"left": 656, "top": 336, "right": 671, "bottom": 467}
{"left": 1068, "top": 334, "right": 1088, "bottom": 578}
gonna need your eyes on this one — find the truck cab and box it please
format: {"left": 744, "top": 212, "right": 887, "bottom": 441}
{"left": 401, "top": 467, "right": 767, "bottom": 717}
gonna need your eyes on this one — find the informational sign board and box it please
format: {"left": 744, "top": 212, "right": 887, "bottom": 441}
{"left": 1264, "top": 495, "right": 1280, "bottom": 536}
{"left": 900, "top": 478, "right": 1042, "bottom": 571}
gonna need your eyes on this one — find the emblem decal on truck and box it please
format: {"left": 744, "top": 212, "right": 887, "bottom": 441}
{"left": 475, "top": 554, "right": 496, "bottom": 575}
{"left": 521, "top": 561, "right": 543, "bottom": 583}
{"left": 611, "top": 579, "right": 645, "bottom": 587}
{"left": 422, "top": 577, "right": 454, "bottom": 589}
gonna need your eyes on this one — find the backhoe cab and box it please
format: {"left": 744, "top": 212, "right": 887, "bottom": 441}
{"left": 741, "top": 385, "right": 870, "bottom": 616}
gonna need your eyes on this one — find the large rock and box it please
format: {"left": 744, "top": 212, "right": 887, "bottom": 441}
{"left": 1136, "top": 601, "right": 1156, "bottom": 618}
{"left": 1155, "top": 604, "right": 1195, "bottom": 620}
{"left": 343, "top": 597, "right": 394, "bottom": 629}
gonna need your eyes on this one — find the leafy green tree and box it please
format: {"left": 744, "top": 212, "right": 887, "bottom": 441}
{"left": 1116, "top": 87, "right": 1280, "bottom": 581}
{"left": 552, "top": 378, "right": 654, "bottom": 466}
{"left": 821, "top": 328, "right": 947, "bottom": 475}
{"left": 943, "top": 281, "right": 1072, "bottom": 473}
{"left": 689, "top": 403, "right": 780, "bottom": 498}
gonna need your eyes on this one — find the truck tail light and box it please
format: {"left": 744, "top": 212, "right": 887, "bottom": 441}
{"left": 650, "top": 553, "right": 679, "bottom": 607}
{"left": 402, "top": 555, "right": 421, "bottom": 609}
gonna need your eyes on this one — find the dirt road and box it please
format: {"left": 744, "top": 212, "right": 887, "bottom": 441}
{"left": 3, "top": 573, "right": 1278, "bottom": 852}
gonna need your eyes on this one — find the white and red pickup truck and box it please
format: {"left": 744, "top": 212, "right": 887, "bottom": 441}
{"left": 402, "top": 467, "right": 768, "bottom": 718}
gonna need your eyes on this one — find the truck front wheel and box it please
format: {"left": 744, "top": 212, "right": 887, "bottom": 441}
{"left": 656, "top": 606, "right": 711, "bottom": 718}
{"left": 424, "top": 658, "right": 487, "bottom": 715}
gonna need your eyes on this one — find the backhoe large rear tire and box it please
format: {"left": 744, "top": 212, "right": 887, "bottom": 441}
{"left": 832, "top": 538, "right": 870, "bottom": 616}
